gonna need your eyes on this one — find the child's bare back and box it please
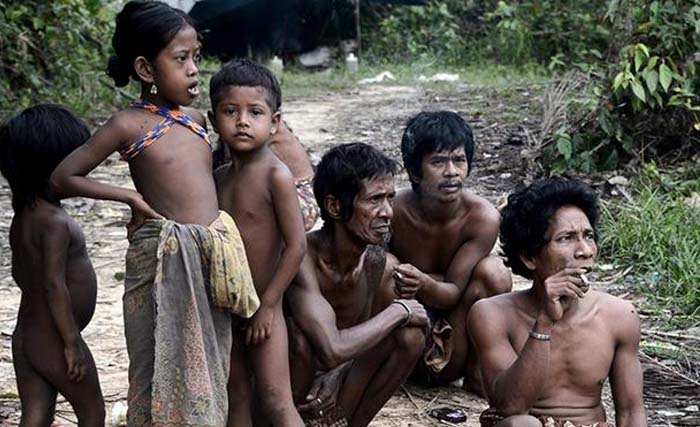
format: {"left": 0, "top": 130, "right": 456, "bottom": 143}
{"left": 11, "top": 201, "right": 105, "bottom": 426}
{"left": 11, "top": 201, "right": 97, "bottom": 331}
{"left": 1, "top": 104, "right": 104, "bottom": 426}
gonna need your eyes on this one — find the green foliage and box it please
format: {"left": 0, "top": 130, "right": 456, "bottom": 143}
{"left": 544, "top": 0, "right": 700, "bottom": 172}
{"left": 605, "top": 1, "right": 700, "bottom": 143}
{"left": 0, "top": 0, "right": 117, "bottom": 119}
{"left": 487, "top": 0, "right": 609, "bottom": 67}
{"left": 600, "top": 164, "right": 700, "bottom": 316}
{"left": 365, "top": 0, "right": 470, "bottom": 65}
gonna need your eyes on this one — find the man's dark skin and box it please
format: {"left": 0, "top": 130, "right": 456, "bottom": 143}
{"left": 468, "top": 182, "right": 647, "bottom": 427}
{"left": 391, "top": 144, "right": 512, "bottom": 385}
{"left": 286, "top": 159, "right": 429, "bottom": 427}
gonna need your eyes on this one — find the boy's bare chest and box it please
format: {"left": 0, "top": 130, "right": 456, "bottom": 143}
{"left": 220, "top": 174, "right": 273, "bottom": 221}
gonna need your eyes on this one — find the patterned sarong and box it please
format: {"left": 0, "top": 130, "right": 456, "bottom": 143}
{"left": 479, "top": 407, "right": 611, "bottom": 427}
{"left": 295, "top": 177, "right": 320, "bottom": 231}
{"left": 123, "top": 211, "right": 258, "bottom": 426}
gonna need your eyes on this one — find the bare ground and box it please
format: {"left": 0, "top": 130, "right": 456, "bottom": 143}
{"left": 0, "top": 82, "right": 697, "bottom": 426}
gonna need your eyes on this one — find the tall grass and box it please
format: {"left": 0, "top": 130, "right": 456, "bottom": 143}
{"left": 600, "top": 168, "right": 700, "bottom": 317}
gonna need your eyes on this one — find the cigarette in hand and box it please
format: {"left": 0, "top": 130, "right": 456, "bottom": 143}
{"left": 579, "top": 274, "right": 590, "bottom": 290}
{"left": 395, "top": 271, "right": 404, "bottom": 280}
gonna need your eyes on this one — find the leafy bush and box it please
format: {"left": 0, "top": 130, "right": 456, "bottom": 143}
{"left": 606, "top": 1, "right": 700, "bottom": 151}
{"left": 364, "top": 0, "right": 610, "bottom": 68}
{"left": 600, "top": 164, "right": 700, "bottom": 316}
{"left": 364, "top": 0, "right": 471, "bottom": 65}
{"left": 546, "top": 0, "right": 700, "bottom": 172}
{"left": 0, "top": 0, "right": 117, "bottom": 119}
{"left": 487, "top": 0, "right": 610, "bottom": 67}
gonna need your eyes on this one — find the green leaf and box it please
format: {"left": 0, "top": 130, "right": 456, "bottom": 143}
{"left": 612, "top": 72, "right": 625, "bottom": 90}
{"left": 637, "top": 44, "right": 649, "bottom": 57}
{"left": 668, "top": 94, "right": 685, "bottom": 106}
{"left": 646, "top": 56, "right": 659, "bottom": 71}
{"left": 654, "top": 92, "right": 664, "bottom": 107}
{"left": 660, "top": 63, "right": 673, "bottom": 92}
{"left": 635, "top": 49, "right": 646, "bottom": 71}
{"left": 645, "top": 70, "right": 659, "bottom": 94}
{"left": 630, "top": 79, "right": 646, "bottom": 102}
{"left": 556, "top": 136, "right": 573, "bottom": 160}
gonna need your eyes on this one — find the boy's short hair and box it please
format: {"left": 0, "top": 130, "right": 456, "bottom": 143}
{"left": 500, "top": 177, "right": 599, "bottom": 279}
{"left": 209, "top": 58, "right": 282, "bottom": 112}
{"left": 401, "top": 111, "right": 475, "bottom": 191}
{"left": 0, "top": 104, "right": 90, "bottom": 211}
{"left": 313, "top": 143, "right": 398, "bottom": 225}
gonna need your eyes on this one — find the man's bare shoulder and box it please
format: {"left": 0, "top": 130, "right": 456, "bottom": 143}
{"left": 591, "top": 291, "right": 641, "bottom": 337}
{"left": 478, "top": 289, "right": 527, "bottom": 308}
{"left": 392, "top": 188, "right": 415, "bottom": 213}
{"left": 461, "top": 191, "right": 499, "bottom": 223}
{"left": 471, "top": 290, "right": 529, "bottom": 321}
{"left": 469, "top": 290, "right": 530, "bottom": 342}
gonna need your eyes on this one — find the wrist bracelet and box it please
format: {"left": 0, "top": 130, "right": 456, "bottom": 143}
{"left": 392, "top": 300, "right": 412, "bottom": 327}
{"left": 528, "top": 330, "right": 551, "bottom": 341}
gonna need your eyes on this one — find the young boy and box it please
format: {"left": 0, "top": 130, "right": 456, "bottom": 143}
{"left": 209, "top": 59, "right": 306, "bottom": 426}
{"left": 0, "top": 104, "right": 105, "bottom": 426}
{"left": 214, "top": 119, "right": 321, "bottom": 231}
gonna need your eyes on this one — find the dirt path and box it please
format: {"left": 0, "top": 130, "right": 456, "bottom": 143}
{"left": 0, "top": 81, "right": 643, "bottom": 426}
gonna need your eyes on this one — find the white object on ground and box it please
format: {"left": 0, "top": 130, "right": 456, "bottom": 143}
{"left": 418, "top": 73, "right": 460, "bottom": 82}
{"left": 358, "top": 71, "right": 396, "bottom": 84}
{"left": 607, "top": 175, "right": 629, "bottom": 186}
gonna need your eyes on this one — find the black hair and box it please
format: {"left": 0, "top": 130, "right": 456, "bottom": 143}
{"left": 106, "top": 1, "right": 195, "bottom": 87}
{"left": 209, "top": 58, "right": 282, "bottom": 111}
{"left": 500, "top": 177, "right": 599, "bottom": 279}
{"left": 401, "top": 111, "right": 475, "bottom": 191}
{"left": 313, "top": 143, "right": 398, "bottom": 224}
{"left": 0, "top": 104, "right": 90, "bottom": 211}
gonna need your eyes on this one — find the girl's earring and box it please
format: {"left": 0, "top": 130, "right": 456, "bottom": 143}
{"left": 270, "top": 128, "right": 277, "bottom": 135}
{"left": 150, "top": 84, "right": 158, "bottom": 95}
